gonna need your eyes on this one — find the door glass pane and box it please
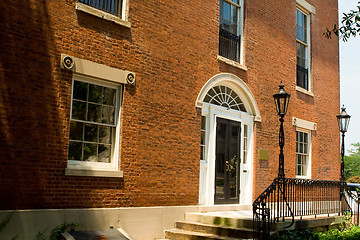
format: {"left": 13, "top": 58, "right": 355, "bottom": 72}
{"left": 215, "top": 122, "right": 226, "bottom": 200}
{"left": 229, "top": 124, "right": 240, "bottom": 198}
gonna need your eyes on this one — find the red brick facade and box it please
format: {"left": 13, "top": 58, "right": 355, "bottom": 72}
{"left": 0, "top": 0, "right": 339, "bottom": 210}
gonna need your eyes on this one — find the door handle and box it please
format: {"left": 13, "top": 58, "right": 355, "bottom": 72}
{"left": 226, "top": 161, "right": 230, "bottom": 171}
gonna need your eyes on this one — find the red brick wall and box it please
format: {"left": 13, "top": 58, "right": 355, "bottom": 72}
{"left": 0, "top": 0, "right": 339, "bottom": 209}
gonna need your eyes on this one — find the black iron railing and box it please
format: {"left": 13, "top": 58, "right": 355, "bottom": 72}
{"left": 345, "top": 184, "right": 360, "bottom": 226}
{"left": 219, "top": 28, "right": 241, "bottom": 62}
{"left": 79, "top": 0, "right": 121, "bottom": 16}
{"left": 253, "top": 178, "right": 355, "bottom": 239}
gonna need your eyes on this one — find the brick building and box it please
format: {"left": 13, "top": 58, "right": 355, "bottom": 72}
{"left": 0, "top": 0, "right": 340, "bottom": 239}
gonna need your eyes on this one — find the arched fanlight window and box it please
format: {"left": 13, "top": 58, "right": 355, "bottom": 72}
{"left": 203, "top": 85, "right": 246, "bottom": 112}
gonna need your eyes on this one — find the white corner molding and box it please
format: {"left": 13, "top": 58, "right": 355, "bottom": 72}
{"left": 76, "top": 2, "right": 131, "bottom": 28}
{"left": 292, "top": 117, "right": 317, "bottom": 131}
{"left": 296, "top": 0, "right": 315, "bottom": 14}
{"left": 60, "top": 54, "right": 136, "bottom": 85}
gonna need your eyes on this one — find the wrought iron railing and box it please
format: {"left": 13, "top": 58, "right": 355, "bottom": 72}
{"left": 345, "top": 183, "right": 360, "bottom": 226}
{"left": 79, "top": 0, "right": 121, "bottom": 16}
{"left": 219, "top": 28, "right": 241, "bottom": 62}
{"left": 253, "top": 178, "right": 355, "bottom": 239}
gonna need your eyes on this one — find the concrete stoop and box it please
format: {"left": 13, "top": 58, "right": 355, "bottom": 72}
{"left": 164, "top": 211, "right": 254, "bottom": 240}
{"left": 163, "top": 209, "right": 343, "bottom": 240}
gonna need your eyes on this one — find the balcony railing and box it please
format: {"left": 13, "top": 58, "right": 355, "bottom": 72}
{"left": 296, "top": 65, "right": 309, "bottom": 90}
{"left": 219, "top": 28, "right": 241, "bottom": 62}
{"left": 79, "top": 0, "right": 121, "bottom": 16}
{"left": 253, "top": 177, "right": 358, "bottom": 239}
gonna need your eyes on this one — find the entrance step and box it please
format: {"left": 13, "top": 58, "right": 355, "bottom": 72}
{"left": 162, "top": 210, "right": 343, "bottom": 239}
{"left": 165, "top": 229, "right": 246, "bottom": 240}
{"left": 185, "top": 211, "right": 254, "bottom": 229}
{"left": 175, "top": 221, "right": 253, "bottom": 239}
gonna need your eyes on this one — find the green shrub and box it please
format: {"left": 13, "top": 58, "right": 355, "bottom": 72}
{"left": 316, "top": 226, "right": 360, "bottom": 240}
{"left": 276, "top": 229, "right": 319, "bottom": 240}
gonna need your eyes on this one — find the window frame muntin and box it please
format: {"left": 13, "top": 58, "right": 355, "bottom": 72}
{"left": 68, "top": 74, "right": 122, "bottom": 171}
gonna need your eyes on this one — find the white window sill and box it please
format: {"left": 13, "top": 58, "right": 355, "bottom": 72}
{"left": 296, "top": 175, "right": 310, "bottom": 179}
{"left": 217, "top": 55, "right": 248, "bottom": 71}
{"left": 65, "top": 168, "right": 123, "bottom": 178}
{"left": 76, "top": 2, "right": 131, "bottom": 28}
{"left": 296, "top": 86, "right": 314, "bottom": 97}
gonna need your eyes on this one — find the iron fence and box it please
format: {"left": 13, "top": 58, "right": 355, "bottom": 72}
{"left": 252, "top": 178, "right": 358, "bottom": 239}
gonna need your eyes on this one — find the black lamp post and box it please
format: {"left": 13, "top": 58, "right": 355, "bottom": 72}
{"left": 273, "top": 82, "right": 291, "bottom": 179}
{"left": 337, "top": 105, "right": 351, "bottom": 182}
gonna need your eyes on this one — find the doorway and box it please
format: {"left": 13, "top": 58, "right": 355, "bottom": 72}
{"left": 214, "top": 117, "right": 241, "bottom": 204}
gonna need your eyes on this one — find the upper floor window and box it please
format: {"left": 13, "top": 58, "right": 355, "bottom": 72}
{"left": 219, "top": 0, "right": 243, "bottom": 62}
{"left": 78, "top": 0, "right": 123, "bottom": 17}
{"left": 296, "top": 9, "right": 310, "bottom": 91}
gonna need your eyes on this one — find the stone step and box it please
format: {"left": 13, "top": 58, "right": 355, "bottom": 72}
{"left": 184, "top": 211, "right": 299, "bottom": 231}
{"left": 185, "top": 212, "right": 254, "bottom": 229}
{"left": 175, "top": 221, "right": 254, "bottom": 239}
{"left": 165, "top": 229, "right": 245, "bottom": 240}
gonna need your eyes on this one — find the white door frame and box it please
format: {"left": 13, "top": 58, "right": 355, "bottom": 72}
{"left": 196, "top": 73, "right": 261, "bottom": 206}
{"left": 199, "top": 104, "right": 254, "bottom": 205}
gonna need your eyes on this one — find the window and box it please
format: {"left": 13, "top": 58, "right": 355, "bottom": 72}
{"left": 78, "top": 0, "right": 124, "bottom": 17}
{"left": 242, "top": 125, "right": 248, "bottom": 164}
{"left": 203, "top": 85, "right": 246, "bottom": 112}
{"left": 200, "top": 116, "right": 206, "bottom": 162}
{"left": 219, "top": 0, "right": 242, "bottom": 62}
{"left": 68, "top": 77, "right": 121, "bottom": 170}
{"left": 296, "top": 9, "right": 310, "bottom": 91}
{"left": 296, "top": 131, "right": 310, "bottom": 177}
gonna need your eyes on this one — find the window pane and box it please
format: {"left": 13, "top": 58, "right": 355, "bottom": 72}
{"left": 103, "top": 87, "right": 116, "bottom": 106}
{"left": 201, "top": 116, "right": 206, "bottom": 130}
{"left": 72, "top": 100, "right": 86, "bottom": 120}
{"left": 68, "top": 141, "right": 82, "bottom": 161}
{"left": 102, "top": 106, "right": 115, "bottom": 125}
{"left": 70, "top": 121, "right": 84, "bottom": 140}
{"left": 84, "top": 124, "right": 98, "bottom": 143}
{"left": 73, "top": 81, "right": 88, "bottom": 101}
{"left": 200, "top": 146, "right": 205, "bottom": 160}
{"left": 99, "top": 126, "right": 112, "bottom": 144}
{"left": 83, "top": 143, "right": 98, "bottom": 162}
{"left": 89, "top": 84, "right": 103, "bottom": 103}
{"left": 98, "top": 144, "right": 111, "bottom": 163}
{"left": 223, "top": 2, "right": 230, "bottom": 21}
{"left": 87, "top": 103, "right": 101, "bottom": 123}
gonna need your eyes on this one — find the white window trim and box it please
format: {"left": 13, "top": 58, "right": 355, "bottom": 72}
{"left": 293, "top": 117, "right": 316, "bottom": 179}
{"left": 296, "top": 0, "right": 316, "bottom": 15}
{"left": 296, "top": 7, "right": 312, "bottom": 92}
{"left": 66, "top": 74, "right": 123, "bottom": 176}
{"left": 295, "top": 129, "right": 311, "bottom": 179}
{"left": 76, "top": 1, "right": 131, "bottom": 28}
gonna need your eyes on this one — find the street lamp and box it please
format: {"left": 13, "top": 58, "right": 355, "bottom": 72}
{"left": 337, "top": 105, "right": 351, "bottom": 182}
{"left": 273, "top": 82, "right": 291, "bottom": 179}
